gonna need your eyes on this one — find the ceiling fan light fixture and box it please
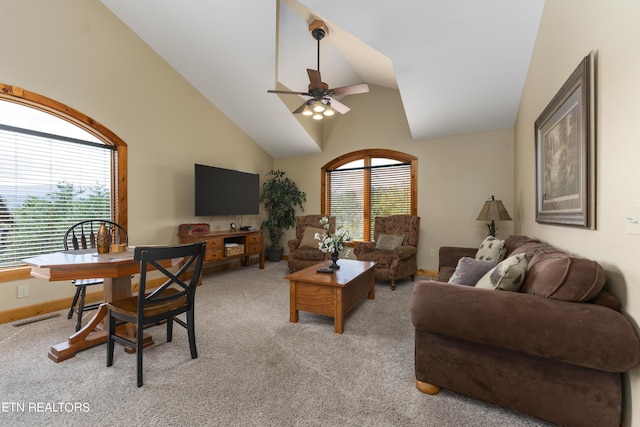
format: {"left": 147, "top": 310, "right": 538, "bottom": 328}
{"left": 323, "top": 104, "right": 335, "bottom": 116}
{"left": 302, "top": 103, "right": 314, "bottom": 116}
{"left": 312, "top": 112, "right": 324, "bottom": 120}
{"left": 313, "top": 103, "right": 325, "bottom": 113}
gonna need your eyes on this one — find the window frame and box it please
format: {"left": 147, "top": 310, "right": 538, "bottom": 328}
{"left": 0, "top": 83, "right": 128, "bottom": 280}
{"left": 321, "top": 149, "right": 417, "bottom": 241}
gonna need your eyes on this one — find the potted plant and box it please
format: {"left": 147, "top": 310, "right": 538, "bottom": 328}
{"left": 260, "top": 170, "right": 306, "bottom": 262}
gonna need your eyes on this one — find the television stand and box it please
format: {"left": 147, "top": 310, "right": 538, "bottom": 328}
{"left": 177, "top": 229, "right": 265, "bottom": 277}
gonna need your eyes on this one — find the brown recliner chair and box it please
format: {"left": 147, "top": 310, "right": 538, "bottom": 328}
{"left": 287, "top": 215, "right": 336, "bottom": 273}
{"left": 354, "top": 215, "right": 420, "bottom": 290}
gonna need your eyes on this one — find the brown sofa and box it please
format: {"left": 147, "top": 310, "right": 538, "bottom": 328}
{"left": 411, "top": 235, "right": 640, "bottom": 427}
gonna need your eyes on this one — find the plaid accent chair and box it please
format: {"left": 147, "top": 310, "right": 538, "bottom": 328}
{"left": 287, "top": 215, "right": 336, "bottom": 273}
{"left": 354, "top": 215, "right": 420, "bottom": 290}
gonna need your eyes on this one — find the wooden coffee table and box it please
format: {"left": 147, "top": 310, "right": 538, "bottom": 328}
{"left": 284, "top": 259, "right": 376, "bottom": 334}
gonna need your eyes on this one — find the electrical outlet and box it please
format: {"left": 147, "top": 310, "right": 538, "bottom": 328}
{"left": 17, "top": 284, "right": 29, "bottom": 298}
{"left": 429, "top": 249, "right": 436, "bottom": 257}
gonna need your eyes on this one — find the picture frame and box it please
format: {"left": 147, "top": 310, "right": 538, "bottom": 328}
{"left": 535, "top": 52, "right": 596, "bottom": 228}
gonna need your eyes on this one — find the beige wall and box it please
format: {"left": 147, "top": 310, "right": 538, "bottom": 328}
{"left": 0, "top": 0, "right": 273, "bottom": 311}
{"left": 514, "top": 1, "right": 640, "bottom": 424}
{"left": 275, "top": 84, "right": 515, "bottom": 271}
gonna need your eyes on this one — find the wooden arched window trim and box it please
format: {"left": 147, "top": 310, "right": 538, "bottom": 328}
{"left": 321, "top": 148, "right": 417, "bottom": 241}
{"left": 0, "top": 83, "right": 128, "bottom": 279}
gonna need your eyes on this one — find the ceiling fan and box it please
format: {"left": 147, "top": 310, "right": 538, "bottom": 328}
{"left": 268, "top": 20, "right": 369, "bottom": 119}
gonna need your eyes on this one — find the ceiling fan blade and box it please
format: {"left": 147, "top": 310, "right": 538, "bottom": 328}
{"left": 329, "top": 83, "right": 370, "bottom": 96}
{"left": 329, "top": 99, "right": 350, "bottom": 114}
{"left": 292, "top": 102, "right": 308, "bottom": 114}
{"left": 307, "top": 68, "right": 322, "bottom": 89}
{"left": 268, "top": 89, "right": 309, "bottom": 96}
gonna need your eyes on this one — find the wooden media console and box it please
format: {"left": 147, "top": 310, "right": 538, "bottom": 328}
{"left": 178, "top": 229, "right": 265, "bottom": 274}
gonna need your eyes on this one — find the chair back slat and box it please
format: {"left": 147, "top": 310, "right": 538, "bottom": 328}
{"left": 89, "top": 223, "right": 96, "bottom": 247}
{"left": 63, "top": 220, "right": 128, "bottom": 251}
{"left": 71, "top": 229, "right": 80, "bottom": 250}
{"left": 80, "top": 223, "right": 87, "bottom": 248}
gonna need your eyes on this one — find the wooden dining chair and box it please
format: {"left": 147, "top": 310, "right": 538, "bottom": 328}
{"left": 63, "top": 219, "right": 128, "bottom": 331}
{"left": 106, "top": 241, "right": 206, "bottom": 387}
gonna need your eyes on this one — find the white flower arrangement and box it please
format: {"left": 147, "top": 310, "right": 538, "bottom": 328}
{"left": 314, "top": 216, "right": 351, "bottom": 254}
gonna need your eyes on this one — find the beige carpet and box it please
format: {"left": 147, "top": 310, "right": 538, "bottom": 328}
{"left": 0, "top": 262, "right": 553, "bottom": 426}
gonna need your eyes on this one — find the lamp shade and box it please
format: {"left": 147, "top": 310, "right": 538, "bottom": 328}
{"left": 476, "top": 196, "right": 512, "bottom": 221}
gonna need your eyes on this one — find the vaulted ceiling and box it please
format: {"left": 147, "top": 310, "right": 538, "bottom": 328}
{"left": 100, "top": 0, "right": 544, "bottom": 158}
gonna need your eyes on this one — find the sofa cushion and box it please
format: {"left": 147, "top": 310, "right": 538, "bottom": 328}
{"left": 521, "top": 252, "right": 606, "bottom": 302}
{"left": 299, "top": 226, "right": 325, "bottom": 248}
{"left": 475, "top": 254, "right": 528, "bottom": 291}
{"left": 504, "top": 235, "right": 542, "bottom": 256}
{"left": 475, "top": 236, "right": 505, "bottom": 262}
{"left": 375, "top": 233, "right": 405, "bottom": 251}
{"left": 448, "top": 257, "right": 496, "bottom": 286}
{"left": 508, "top": 240, "right": 549, "bottom": 259}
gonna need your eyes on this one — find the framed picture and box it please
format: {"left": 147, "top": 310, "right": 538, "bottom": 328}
{"left": 535, "top": 52, "right": 596, "bottom": 228}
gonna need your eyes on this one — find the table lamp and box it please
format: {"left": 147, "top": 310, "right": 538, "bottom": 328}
{"left": 476, "top": 195, "right": 512, "bottom": 237}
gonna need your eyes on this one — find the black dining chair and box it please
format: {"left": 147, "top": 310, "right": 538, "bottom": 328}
{"left": 63, "top": 219, "right": 128, "bottom": 331}
{"left": 106, "top": 241, "right": 206, "bottom": 387}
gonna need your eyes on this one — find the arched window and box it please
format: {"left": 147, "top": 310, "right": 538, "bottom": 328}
{"left": 0, "top": 84, "right": 127, "bottom": 273}
{"left": 321, "top": 149, "right": 417, "bottom": 241}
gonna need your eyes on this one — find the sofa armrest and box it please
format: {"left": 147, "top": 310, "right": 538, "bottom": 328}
{"left": 438, "top": 246, "right": 477, "bottom": 270}
{"left": 437, "top": 246, "right": 477, "bottom": 281}
{"left": 393, "top": 245, "right": 417, "bottom": 260}
{"left": 411, "top": 280, "right": 640, "bottom": 372}
{"left": 354, "top": 241, "right": 376, "bottom": 257}
{"left": 287, "top": 239, "right": 300, "bottom": 252}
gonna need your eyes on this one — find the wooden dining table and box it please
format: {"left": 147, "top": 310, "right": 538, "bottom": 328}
{"left": 22, "top": 248, "right": 178, "bottom": 363}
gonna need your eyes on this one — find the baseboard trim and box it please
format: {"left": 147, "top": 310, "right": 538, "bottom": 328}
{"left": 1, "top": 275, "right": 167, "bottom": 325}
{"left": 418, "top": 269, "right": 438, "bottom": 278}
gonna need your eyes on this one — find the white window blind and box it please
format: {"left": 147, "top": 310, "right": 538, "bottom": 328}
{"left": 327, "top": 162, "right": 411, "bottom": 240}
{"left": 0, "top": 124, "right": 114, "bottom": 267}
{"left": 327, "top": 167, "right": 365, "bottom": 239}
{"left": 370, "top": 162, "right": 411, "bottom": 229}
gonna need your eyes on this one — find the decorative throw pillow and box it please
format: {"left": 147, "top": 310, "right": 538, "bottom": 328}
{"left": 448, "top": 257, "right": 496, "bottom": 286}
{"left": 375, "top": 233, "right": 405, "bottom": 251}
{"left": 299, "top": 227, "right": 325, "bottom": 249}
{"left": 475, "top": 236, "right": 506, "bottom": 262}
{"left": 475, "top": 253, "right": 528, "bottom": 292}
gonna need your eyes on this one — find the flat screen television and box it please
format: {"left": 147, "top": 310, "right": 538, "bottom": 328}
{"left": 194, "top": 164, "right": 260, "bottom": 216}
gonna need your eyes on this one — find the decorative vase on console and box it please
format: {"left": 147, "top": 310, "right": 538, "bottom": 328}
{"left": 315, "top": 216, "right": 351, "bottom": 271}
